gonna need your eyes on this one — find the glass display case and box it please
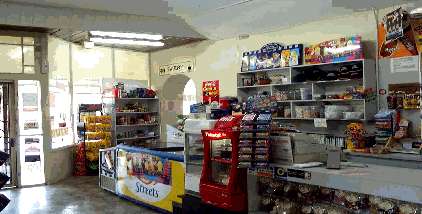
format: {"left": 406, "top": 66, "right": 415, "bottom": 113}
{"left": 183, "top": 119, "right": 217, "bottom": 194}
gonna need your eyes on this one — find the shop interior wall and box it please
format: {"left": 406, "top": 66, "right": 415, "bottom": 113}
{"left": 150, "top": 5, "right": 421, "bottom": 141}
{"left": 46, "top": 37, "right": 149, "bottom": 184}
{"left": 150, "top": 10, "right": 377, "bottom": 140}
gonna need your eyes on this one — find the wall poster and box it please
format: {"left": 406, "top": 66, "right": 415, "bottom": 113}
{"left": 202, "top": 80, "right": 220, "bottom": 105}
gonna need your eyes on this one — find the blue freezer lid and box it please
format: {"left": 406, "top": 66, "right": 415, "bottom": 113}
{"left": 115, "top": 144, "right": 184, "bottom": 162}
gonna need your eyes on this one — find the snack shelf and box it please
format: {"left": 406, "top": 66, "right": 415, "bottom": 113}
{"left": 276, "top": 99, "right": 365, "bottom": 103}
{"left": 112, "top": 93, "right": 160, "bottom": 147}
{"left": 115, "top": 111, "right": 158, "bottom": 114}
{"left": 292, "top": 58, "right": 364, "bottom": 68}
{"left": 115, "top": 97, "right": 158, "bottom": 101}
{"left": 211, "top": 157, "right": 232, "bottom": 164}
{"left": 238, "top": 67, "right": 290, "bottom": 74}
{"left": 272, "top": 117, "right": 366, "bottom": 121}
{"left": 115, "top": 123, "right": 159, "bottom": 128}
{"left": 116, "top": 135, "right": 160, "bottom": 141}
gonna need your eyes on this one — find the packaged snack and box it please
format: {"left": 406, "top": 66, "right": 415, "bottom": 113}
{"left": 399, "top": 203, "right": 419, "bottom": 214}
{"left": 249, "top": 51, "right": 258, "bottom": 70}
{"left": 297, "top": 184, "right": 316, "bottom": 204}
{"left": 319, "top": 187, "right": 334, "bottom": 202}
{"left": 344, "top": 192, "right": 368, "bottom": 210}
{"left": 241, "top": 52, "right": 250, "bottom": 72}
{"left": 281, "top": 49, "right": 291, "bottom": 67}
{"left": 240, "top": 132, "right": 254, "bottom": 138}
{"left": 256, "top": 50, "right": 267, "bottom": 70}
{"left": 377, "top": 199, "right": 398, "bottom": 213}
{"left": 271, "top": 49, "right": 281, "bottom": 68}
{"left": 301, "top": 205, "right": 313, "bottom": 214}
{"left": 239, "top": 154, "right": 252, "bottom": 160}
{"left": 289, "top": 44, "right": 303, "bottom": 66}
{"left": 239, "top": 147, "right": 253, "bottom": 154}
{"left": 265, "top": 51, "right": 274, "bottom": 68}
{"left": 333, "top": 190, "right": 346, "bottom": 206}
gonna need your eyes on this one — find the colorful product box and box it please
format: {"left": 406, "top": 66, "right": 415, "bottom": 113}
{"left": 241, "top": 44, "right": 303, "bottom": 71}
{"left": 305, "top": 36, "right": 363, "bottom": 64}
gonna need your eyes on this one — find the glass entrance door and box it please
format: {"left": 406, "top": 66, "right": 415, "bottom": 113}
{"left": 17, "top": 80, "right": 45, "bottom": 186}
{"left": 0, "top": 82, "right": 17, "bottom": 187}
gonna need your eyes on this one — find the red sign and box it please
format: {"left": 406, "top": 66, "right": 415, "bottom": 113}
{"left": 202, "top": 80, "right": 219, "bottom": 104}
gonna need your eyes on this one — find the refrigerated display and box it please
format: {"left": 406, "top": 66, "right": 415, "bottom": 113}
{"left": 183, "top": 119, "right": 217, "bottom": 195}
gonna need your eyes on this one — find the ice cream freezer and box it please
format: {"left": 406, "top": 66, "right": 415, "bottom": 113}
{"left": 99, "top": 144, "right": 184, "bottom": 213}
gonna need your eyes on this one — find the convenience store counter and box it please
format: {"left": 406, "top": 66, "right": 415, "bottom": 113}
{"left": 256, "top": 163, "right": 422, "bottom": 204}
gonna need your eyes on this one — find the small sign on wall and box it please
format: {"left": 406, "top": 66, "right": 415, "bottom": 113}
{"left": 159, "top": 60, "right": 194, "bottom": 76}
{"left": 390, "top": 56, "right": 419, "bottom": 73}
{"left": 202, "top": 80, "right": 219, "bottom": 105}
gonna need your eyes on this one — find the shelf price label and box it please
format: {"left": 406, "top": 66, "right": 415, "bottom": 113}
{"left": 314, "top": 118, "right": 327, "bottom": 128}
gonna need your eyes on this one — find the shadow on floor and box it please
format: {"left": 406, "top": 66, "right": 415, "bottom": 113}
{"left": 0, "top": 176, "right": 159, "bottom": 214}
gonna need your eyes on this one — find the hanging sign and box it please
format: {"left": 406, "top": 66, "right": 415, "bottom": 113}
{"left": 384, "top": 8, "right": 404, "bottom": 43}
{"left": 202, "top": 80, "right": 219, "bottom": 105}
{"left": 159, "top": 60, "right": 194, "bottom": 76}
{"left": 378, "top": 8, "right": 418, "bottom": 58}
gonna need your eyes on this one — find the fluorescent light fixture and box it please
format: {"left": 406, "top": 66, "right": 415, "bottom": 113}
{"left": 90, "top": 37, "right": 164, "bottom": 47}
{"left": 90, "top": 31, "right": 163, "bottom": 41}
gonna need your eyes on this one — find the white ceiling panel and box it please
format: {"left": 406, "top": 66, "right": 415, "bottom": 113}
{"left": 5, "top": 0, "right": 422, "bottom": 39}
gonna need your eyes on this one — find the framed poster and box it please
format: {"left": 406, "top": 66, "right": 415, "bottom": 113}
{"left": 202, "top": 80, "right": 219, "bottom": 105}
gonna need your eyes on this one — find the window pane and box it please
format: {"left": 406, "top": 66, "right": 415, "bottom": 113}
{"left": 48, "top": 37, "right": 73, "bottom": 149}
{"left": 0, "top": 44, "right": 22, "bottom": 73}
{"left": 23, "top": 37, "right": 34, "bottom": 45}
{"left": 23, "top": 46, "right": 34, "bottom": 66}
{"left": 0, "top": 36, "right": 21, "bottom": 44}
{"left": 24, "top": 66, "right": 35, "bottom": 74}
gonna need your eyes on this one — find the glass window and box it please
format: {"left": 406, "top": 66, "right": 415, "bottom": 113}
{"left": 0, "top": 44, "right": 22, "bottom": 73}
{"left": 0, "top": 36, "right": 35, "bottom": 74}
{"left": 23, "top": 46, "right": 34, "bottom": 66}
{"left": 0, "top": 36, "right": 21, "bottom": 44}
{"left": 48, "top": 37, "right": 73, "bottom": 149}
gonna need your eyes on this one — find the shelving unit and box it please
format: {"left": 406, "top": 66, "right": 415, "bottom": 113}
{"left": 237, "top": 59, "right": 376, "bottom": 122}
{"left": 112, "top": 97, "right": 160, "bottom": 147}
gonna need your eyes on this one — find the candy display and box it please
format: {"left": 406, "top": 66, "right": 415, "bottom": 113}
{"left": 239, "top": 113, "right": 271, "bottom": 168}
{"left": 258, "top": 178, "right": 421, "bottom": 214}
{"left": 304, "top": 36, "right": 363, "bottom": 64}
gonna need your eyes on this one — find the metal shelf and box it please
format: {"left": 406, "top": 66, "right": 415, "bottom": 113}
{"left": 276, "top": 99, "right": 365, "bottom": 103}
{"left": 237, "top": 67, "right": 290, "bottom": 74}
{"left": 115, "top": 97, "right": 158, "bottom": 101}
{"left": 116, "top": 123, "right": 159, "bottom": 128}
{"left": 115, "top": 111, "right": 158, "bottom": 114}
{"left": 116, "top": 135, "right": 160, "bottom": 141}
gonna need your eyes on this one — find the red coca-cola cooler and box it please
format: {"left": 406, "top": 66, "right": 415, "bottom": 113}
{"left": 200, "top": 115, "right": 247, "bottom": 213}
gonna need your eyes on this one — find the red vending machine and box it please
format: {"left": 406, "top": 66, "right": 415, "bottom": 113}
{"left": 200, "top": 115, "right": 248, "bottom": 213}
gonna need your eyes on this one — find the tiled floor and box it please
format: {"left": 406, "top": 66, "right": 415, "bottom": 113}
{"left": 1, "top": 176, "right": 160, "bottom": 214}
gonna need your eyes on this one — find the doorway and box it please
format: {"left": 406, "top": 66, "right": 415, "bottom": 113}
{"left": 0, "top": 82, "right": 17, "bottom": 187}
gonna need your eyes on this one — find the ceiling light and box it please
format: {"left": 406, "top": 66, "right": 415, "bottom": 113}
{"left": 90, "top": 37, "right": 164, "bottom": 47}
{"left": 90, "top": 31, "right": 163, "bottom": 41}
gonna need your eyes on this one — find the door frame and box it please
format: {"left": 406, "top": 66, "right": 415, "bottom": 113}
{"left": 0, "top": 81, "right": 17, "bottom": 187}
